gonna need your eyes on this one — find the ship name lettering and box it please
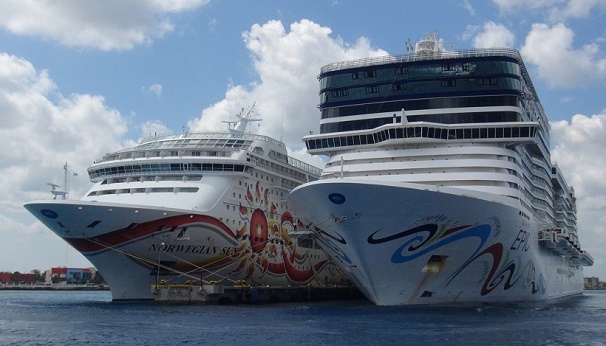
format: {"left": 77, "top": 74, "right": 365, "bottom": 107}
{"left": 510, "top": 230, "right": 529, "bottom": 252}
{"left": 148, "top": 244, "right": 220, "bottom": 254}
{"left": 220, "top": 247, "right": 234, "bottom": 255}
{"left": 182, "top": 245, "right": 202, "bottom": 253}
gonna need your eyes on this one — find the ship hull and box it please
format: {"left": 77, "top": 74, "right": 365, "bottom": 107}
{"left": 289, "top": 178, "right": 584, "bottom": 306}
{"left": 25, "top": 200, "right": 344, "bottom": 300}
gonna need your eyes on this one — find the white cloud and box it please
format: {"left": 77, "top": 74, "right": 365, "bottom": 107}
{"left": 0, "top": 52, "right": 130, "bottom": 269}
{"left": 471, "top": 21, "right": 515, "bottom": 48}
{"left": 149, "top": 83, "right": 163, "bottom": 97}
{"left": 207, "top": 16, "right": 219, "bottom": 32}
{"left": 551, "top": 112, "right": 606, "bottom": 197}
{"left": 188, "top": 19, "right": 387, "bottom": 155}
{"left": 461, "top": 25, "right": 479, "bottom": 42}
{"left": 492, "top": 0, "right": 606, "bottom": 22}
{"left": 550, "top": 111, "right": 606, "bottom": 276}
{"left": 140, "top": 120, "right": 173, "bottom": 139}
{"left": 521, "top": 23, "right": 606, "bottom": 88}
{"left": 0, "top": 210, "right": 90, "bottom": 272}
{"left": 0, "top": 0, "right": 209, "bottom": 51}
{"left": 462, "top": 0, "right": 476, "bottom": 16}
{"left": 150, "top": 0, "right": 209, "bottom": 12}
{"left": 492, "top": 0, "right": 560, "bottom": 12}
{"left": 548, "top": 0, "right": 606, "bottom": 21}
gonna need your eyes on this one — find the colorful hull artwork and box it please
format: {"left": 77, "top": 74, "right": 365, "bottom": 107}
{"left": 25, "top": 181, "right": 345, "bottom": 300}
{"left": 289, "top": 179, "right": 584, "bottom": 306}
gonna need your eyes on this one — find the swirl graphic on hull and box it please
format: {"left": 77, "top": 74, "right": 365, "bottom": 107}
{"left": 366, "top": 221, "right": 545, "bottom": 297}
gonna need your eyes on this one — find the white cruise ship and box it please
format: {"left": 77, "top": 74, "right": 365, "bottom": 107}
{"left": 288, "top": 34, "right": 593, "bottom": 305}
{"left": 25, "top": 105, "right": 345, "bottom": 300}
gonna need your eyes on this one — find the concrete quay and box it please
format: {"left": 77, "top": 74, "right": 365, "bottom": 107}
{"left": 152, "top": 283, "right": 363, "bottom": 305}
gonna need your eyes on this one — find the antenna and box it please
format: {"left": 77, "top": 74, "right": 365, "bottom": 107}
{"left": 48, "top": 163, "right": 77, "bottom": 199}
{"left": 406, "top": 38, "right": 413, "bottom": 52}
{"left": 280, "top": 105, "right": 284, "bottom": 142}
{"left": 63, "top": 162, "right": 70, "bottom": 200}
{"left": 222, "top": 102, "right": 261, "bottom": 137}
{"left": 47, "top": 183, "right": 65, "bottom": 200}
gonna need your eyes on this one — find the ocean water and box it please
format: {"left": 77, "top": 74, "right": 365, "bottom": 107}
{"left": 1, "top": 290, "right": 606, "bottom": 345}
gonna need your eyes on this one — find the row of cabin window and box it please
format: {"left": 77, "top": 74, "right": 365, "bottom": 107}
{"left": 321, "top": 95, "right": 519, "bottom": 119}
{"left": 104, "top": 150, "right": 234, "bottom": 161}
{"left": 89, "top": 163, "right": 248, "bottom": 179}
{"left": 87, "top": 187, "right": 199, "bottom": 196}
{"left": 320, "top": 112, "right": 520, "bottom": 133}
{"left": 319, "top": 60, "right": 522, "bottom": 90}
{"left": 306, "top": 125, "right": 537, "bottom": 150}
{"left": 351, "top": 63, "right": 473, "bottom": 79}
{"left": 332, "top": 78, "right": 498, "bottom": 97}
{"left": 135, "top": 138, "right": 248, "bottom": 151}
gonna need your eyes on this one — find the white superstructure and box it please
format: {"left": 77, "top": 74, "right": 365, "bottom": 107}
{"left": 289, "top": 35, "right": 592, "bottom": 305}
{"left": 25, "top": 105, "right": 346, "bottom": 300}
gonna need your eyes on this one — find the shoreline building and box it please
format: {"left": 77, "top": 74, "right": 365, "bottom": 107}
{"left": 44, "top": 267, "right": 98, "bottom": 285}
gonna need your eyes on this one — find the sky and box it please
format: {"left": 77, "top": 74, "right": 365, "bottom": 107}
{"left": 1, "top": 0, "right": 606, "bottom": 280}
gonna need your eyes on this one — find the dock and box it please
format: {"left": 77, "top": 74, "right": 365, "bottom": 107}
{"left": 0, "top": 284, "right": 109, "bottom": 291}
{"left": 152, "top": 283, "right": 363, "bottom": 305}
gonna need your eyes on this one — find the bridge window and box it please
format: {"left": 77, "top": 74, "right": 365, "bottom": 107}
{"left": 332, "top": 89, "right": 349, "bottom": 97}
{"left": 477, "top": 78, "right": 497, "bottom": 85}
{"left": 366, "top": 86, "right": 379, "bottom": 94}
{"left": 441, "top": 79, "right": 456, "bottom": 87}
{"left": 307, "top": 123, "right": 537, "bottom": 151}
{"left": 442, "top": 63, "right": 456, "bottom": 71}
{"left": 393, "top": 83, "right": 407, "bottom": 91}
{"left": 512, "top": 127, "right": 520, "bottom": 137}
{"left": 480, "top": 128, "right": 488, "bottom": 138}
{"left": 395, "top": 67, "right": 408, "bottom": 74}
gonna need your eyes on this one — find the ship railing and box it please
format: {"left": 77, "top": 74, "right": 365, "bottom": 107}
{"left": 538, "top": 228, "right": 556, "bottom": 241}
{"left": 551, "top": 168, "right": 572, "bottom": 196}
{"left": 252, "top": 155, "right": 321, "bottom": 181}
{"left": 529, "top": 172, "right": 550, "bottom": 184}
{"left": 527, "top": 155, "right": 551, "bottom": 173}
{"left": 94, "top": 149, "right": 241, "bottom": 164}
{"left": 287, "top": 156, "right": 323, "bottom": 176}
{"left": 320, "top": 48, "right": 521, "bottom": 74}
{"left": 87, "top": 162, "right": 251, "bottom": 182}
{"left": 95, "top": 132, "right": 285, "bottom": 164}
{"left": 134, "top": 141, "right": 249, "bottom": 152}
{"left": 580, "top": 250, "right": 594, "bottom": 266}
{"left": 139, "top": 132, "right": 285, "bottom": 148}
{"left": 529, "top": 187, "right": 551, "bottom": 201}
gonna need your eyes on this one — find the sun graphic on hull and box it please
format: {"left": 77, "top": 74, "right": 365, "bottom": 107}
{"left": 59, "top": 180, "right": 329, "bottom": 286}
{"left": 231, "top": 181, "right": 328, "bottom": 283}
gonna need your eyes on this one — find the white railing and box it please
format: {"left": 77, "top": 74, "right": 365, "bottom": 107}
{"left": 320, "top": 48, "right": 521, "bottom": 74}
{"left": 139, "top": 132, "right": 285, "bottom": 148}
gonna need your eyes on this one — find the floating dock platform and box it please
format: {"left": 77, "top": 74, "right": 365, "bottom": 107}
{"left": 152, "top": 283, "right": 363, "bottom": 305}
